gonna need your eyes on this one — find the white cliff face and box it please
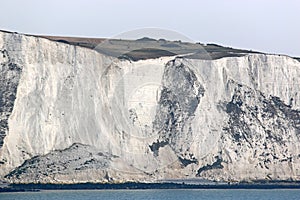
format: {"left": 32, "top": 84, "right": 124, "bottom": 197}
{"left": 1, "top": 31, "right": 300, "bottom": 183}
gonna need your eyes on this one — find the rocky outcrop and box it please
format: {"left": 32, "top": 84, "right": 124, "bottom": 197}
{"left": 0, "top": 30, "right": 300, "bottom": 183}
{"left": 4, "top": 143, "right": 150, "bottom": 183}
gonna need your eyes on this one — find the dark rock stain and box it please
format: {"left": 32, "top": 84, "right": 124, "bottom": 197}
{"left": 196, "top": 156, "right": 223, "bottom": 176}
{"left": 150, "top": 59, "right": 205, "bottom": 163}
{"left": 0, "top": 49, "right": 22, "bottom": 150}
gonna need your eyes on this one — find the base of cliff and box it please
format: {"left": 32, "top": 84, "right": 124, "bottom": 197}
{"left": 1, "top": 180, "right": 300, "bottom": 192}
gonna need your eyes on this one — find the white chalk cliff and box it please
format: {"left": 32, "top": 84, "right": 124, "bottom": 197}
{"left": 0, "top": 30, "right": 300, "bottom": 183}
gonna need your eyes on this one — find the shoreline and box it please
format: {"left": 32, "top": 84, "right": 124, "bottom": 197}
{"left": 1, "top": 181, "right": 300, "bottom": 192}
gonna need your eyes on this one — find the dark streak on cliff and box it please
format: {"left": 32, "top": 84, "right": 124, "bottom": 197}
{"left": 0, "top": 49, "right": 22, "bottom": 152}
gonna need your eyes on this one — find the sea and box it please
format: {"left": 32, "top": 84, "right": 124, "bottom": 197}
{"left": 1, "top": 189, "right": 300, "bottom": 200}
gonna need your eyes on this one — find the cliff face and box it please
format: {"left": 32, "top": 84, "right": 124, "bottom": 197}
{"left": 1, "top": 31, "right": 300, "bottom": 183}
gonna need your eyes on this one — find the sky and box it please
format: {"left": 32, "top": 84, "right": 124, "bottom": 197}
{"left": 0, "top": 0, "right": 299, "bottom": 56}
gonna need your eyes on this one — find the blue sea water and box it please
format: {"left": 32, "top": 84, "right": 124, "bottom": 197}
{"left": 1, "top": 189, "right": 300, "bottom": 200}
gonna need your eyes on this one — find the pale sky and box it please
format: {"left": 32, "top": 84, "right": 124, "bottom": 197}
{"left": 1, "top": 0, "right": 299, "bottom": 56}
